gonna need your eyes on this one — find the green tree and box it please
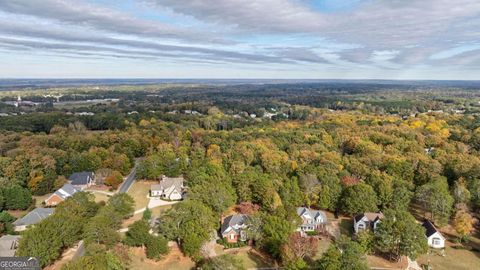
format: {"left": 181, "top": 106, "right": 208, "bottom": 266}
{"left": 375, "top": 209, "right": 428, "bottom": 261}
{"left": 142, "top": 207, "right": 152, "bottom": 221}
{"left": 189, "top": 181, "right": 236, "bottom": 214}
{"left": 145, "top": 236, "right": 169, "bottom": 260}
{"left": 341, "top": 183, "right": 378, "bottom": 215}
{"left": 125, "top": 220, "right": 150, "bottom": 247}
{"left": 107, "top": 193, "right": 134, "bottom": 219}
{"left": 2, "top": 185, "right": 32, "bottom": 210}
{"left": 415, "top": 178, "right": 454, "bottom": 226}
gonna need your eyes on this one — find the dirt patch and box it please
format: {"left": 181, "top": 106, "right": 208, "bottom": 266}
{"left": 129, "top": 242, "right": 195, "bottom": 270}
{"left": 367, "top": 255, "right": 408, "bottom": 269}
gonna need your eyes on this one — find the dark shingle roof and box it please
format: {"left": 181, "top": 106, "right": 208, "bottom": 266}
{"left": 221, "top": 214, "right": 248, "bottom": 235}
{"left": 422, "top": 220, "right": 439, "bottom": 237}
{"left": 69, "top": 171, "right": 94, "bottom": 185}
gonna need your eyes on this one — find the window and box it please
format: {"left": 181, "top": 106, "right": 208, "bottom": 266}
{"left": 230, "top": 234, "right": 235, "bottom": 240}
{"left": 432, "top": 237, "right": 441, "bottom": 246}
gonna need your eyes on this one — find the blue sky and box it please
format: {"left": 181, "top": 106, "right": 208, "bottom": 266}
{"left": 0, "top": 0, "right": 479, "bottom": 79}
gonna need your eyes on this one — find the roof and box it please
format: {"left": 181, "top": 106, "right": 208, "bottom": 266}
{"left": 12, "top": 208, "right": 54, "bottom": 227}
{"left": 422, "top": 220, "right": 442, "bottom": 238}
{"left": 52, "top": 183, "right": 79, "bottom": 200}
{"left": 69, "top": 171, "right": 94, "bottom": 185}
{"left": 151, "top": 176, "right": 183, "bottom": 192}
{"left": 221, "top": 214, "right": 248, "bottom": 235}
{"left": 354, "top": 212, "right": 384, "bottom": 223}
{"left": 0, "top": 235, "right": 21, "bottom": 257}
{"left": 296, "top": 207, "right": 328, "bottom": 224}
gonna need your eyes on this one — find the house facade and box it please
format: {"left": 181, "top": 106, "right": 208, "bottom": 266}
{"left": 45, "top": 183, "right": 80, "bottom": 206}
{"left": 353, "top": 212, "right": 384, "bottom": 233}
{"left": 423, "top": 220, "right": 445, "bottom": 249}
{"left": 69, "top": 171, "right": 95, "bottom": 190}
{"left": 296, "top": 207, "right": 328, "bottom": 233}
{"left": 12, "top": 208, "right": 54, "bottom": 231}
{"left": 221, "top": 214, "right": 249, "bottom": 243}
{"left": 150, "top": 176, "right": 184, "bottom": 200}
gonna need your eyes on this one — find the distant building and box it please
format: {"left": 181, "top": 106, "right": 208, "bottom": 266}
{"left": 221, "top": 214, "right": 249, "bottom": 243}
{"left": 422, "top": 220, "right": 445, "bottom": 249}
{"left": 0, "top": 235, "right": 21, "bottom": 257}
{"left": 68, "top": 171, "right": 95, "bottom": 190}
{"left": 296, "top": 207, "right": 328, "bottom": 234}
{"left": 14, "top": 96, "right": 37, "bottom": 107}
{"left": 353, "top": 212, "right": 384, "bottom": 233}
{"left": 12, "top": 208, "right": 54, "bottom": 231}
{"left": 150, "top": 176, "right": 184, "bottom": 200}
{"left": 45, "top": 183, "right": 80, "bottom": 206}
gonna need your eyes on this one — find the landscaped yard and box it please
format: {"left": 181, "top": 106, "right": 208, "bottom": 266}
{"left": 91, "top": 192, "right": 111, "bottom": 203}
{"left": 33, "top": 193, "right": 52, "bottom": 207}
{"left": 127, "top": 181, "right": 155, "bottom": 210}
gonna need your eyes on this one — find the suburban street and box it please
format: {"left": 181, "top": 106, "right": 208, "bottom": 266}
{"left": 118, "top": 159, "right": 140, "bottom": 193}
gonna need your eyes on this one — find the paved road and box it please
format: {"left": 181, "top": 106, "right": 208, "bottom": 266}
{"left": 118, "top": 159, "right": 140, "bottom": 193}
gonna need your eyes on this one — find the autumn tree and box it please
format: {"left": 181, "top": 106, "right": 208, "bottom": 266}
{"left": 453, "top": 209, "right": 474, "bottom": 241}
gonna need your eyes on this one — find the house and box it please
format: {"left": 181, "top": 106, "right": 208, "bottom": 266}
{"left": 0, "top": 235, "right": 21, "bottom": 257}
{"left": 12, "top": 208, "right": 54, "bottom": 231}
{"left": 69, "top": 171, "right": 95, "bottom": 190}
{"left": 296, "top": 207, "right": 328, "bottom": 233}
{"left": 353, "top": 212, "right": 384, "bottom": 233}
{"left": 422, "top": 220, "right": 445, "bottom": 249}
{"left": 221, "top": 214, "right": 249, "bottom": 243}
{"left": 150, "top": 176, "right": 184, "bottom": 200}
{"left": 44, "top": 183, "right": 80, "bottom": 206}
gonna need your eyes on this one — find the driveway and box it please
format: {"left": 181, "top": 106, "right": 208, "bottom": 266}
{"left": 133, "top": 197, "right": 179, "bottom": 214}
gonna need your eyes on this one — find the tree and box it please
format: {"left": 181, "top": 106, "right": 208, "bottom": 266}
{"left": 157, "top": 200, "right": 217, "bottom": 260}
{"left": 453, "top": 178, "right": 471, "bottom": 205}
{"left": 145, "top": 236, "right": 169, "bottom": 260}
{"left": 415, "top": 178, "right": 454, "bottom": 226}
{"left": 375, "top": 209, "right": 428, "bottom": 261}
{"left": 316, "top": 237, "right": 368, "bottom": 270}
{"left": 104, "top": 171, "right": 123, "bottom": 189}
{"left": 84, "top": 209, "right": 121, "bottom": 247}
{"left": 0, "top": 211, "right": 15, "bottom": 234}
{"left": 341, "top": 183, "right": 378, "bottom": 215}
{"left": 1, "top": 185, "right": 32, "bottom": 210}
{"left": 188, "top": 181, "right": 236, "bottom": 214}
{"left": 281, "top": 233, "right": 318, "bottom": 264}
{"left": 261, "top": 212, "right": 296, "bottom": 258}
{"left": 125, "top": 220, "right": 150, "bottom": 247}
{"left": 62, "top": 244, "right": 126, "bottom": 270}
{"left": 142, "top": 207, "right": 152, "bottom": 221}
{"left": 107, "top": 193, "right": 134, "bottom": 219}
{"left": 453, "top": 210, "right": 474, "bottom": 241}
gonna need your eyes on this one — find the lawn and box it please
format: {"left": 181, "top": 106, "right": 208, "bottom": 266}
{"left": 229, "top": 248, "right": 273, "bottom": 269}
{"left": 33, "top": 193, "right": 52, "bottom": 207}
{"left": 91, "top": 192, "right": 111, "bottom": 203}
{"left": 127, "top": 181, "right": 154, "bottom": 210}
{"left": 417, "top": 246, "right": 480, "bottom": 270}
{"left": 339, "top": 218, "right": 353, "bottom": 237}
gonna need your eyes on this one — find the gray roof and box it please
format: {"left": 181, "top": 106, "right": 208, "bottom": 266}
{"left": 0, "top": 235, "right": 21, "bottom": 257}
{"left": 221, "top": 214, "right": 248, "bottom": 235}
{"left": 151, "top": 176, "right": 183, "bottom": 192}
{"left": 297, "top": 207, "right": 328, "bottom": 224}
{"left": 69, "top": 171, "right": 94, "bottom": 185}
{"left": 354, "top": 212, "right": 384, "bottom": 223}
{"left": 53, "top": 183, "right": 79, "bottom": 200}
{"left": 13, "top": 208, "right": 54, "bottom": 227}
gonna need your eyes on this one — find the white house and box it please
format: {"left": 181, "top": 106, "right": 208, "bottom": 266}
{"left": 353, "top": 212, "right": 384, "bottom": 233}
{"left": 422, "top": 220, "right": 445, "bottom": 249}
{"left": 150, "top": 176, "right": 184, "bottom": 200}
{"left": 296, "top": 207, "right": 328, "bottom": 233}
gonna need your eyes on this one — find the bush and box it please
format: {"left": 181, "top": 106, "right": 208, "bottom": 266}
{"left": 145, "top": 236, "right": 169, "bottom": 260}
{"left": 216, "top": 238, "right": 247, "bottom": 249}
{"left": 306, "top": 231, "right": 318, "bottom": 236}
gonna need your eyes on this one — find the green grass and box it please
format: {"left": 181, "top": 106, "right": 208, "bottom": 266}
{"left": 127, "top": 181, "right": 152, "bottom": 210}
{"left": 417, "top": 246, "right": 480, "bottom": 270}
{"left": 231, "top": 249, "right": 272, "bottom": 269}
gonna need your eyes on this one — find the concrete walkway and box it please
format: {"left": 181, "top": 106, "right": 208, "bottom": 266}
{"left": 133, "top": 197, "right": 179, "bottom": 214}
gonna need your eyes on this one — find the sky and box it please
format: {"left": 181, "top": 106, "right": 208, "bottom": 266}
{"left": 0, "top": 0, "right": 479, "bottom": 79}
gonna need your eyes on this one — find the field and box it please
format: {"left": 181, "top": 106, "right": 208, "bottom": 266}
{"left": 129, "top": 243, "right": 195, "bottom": 270}
{"left": 417, "top": 246, "right": 480, "bottom": 270}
